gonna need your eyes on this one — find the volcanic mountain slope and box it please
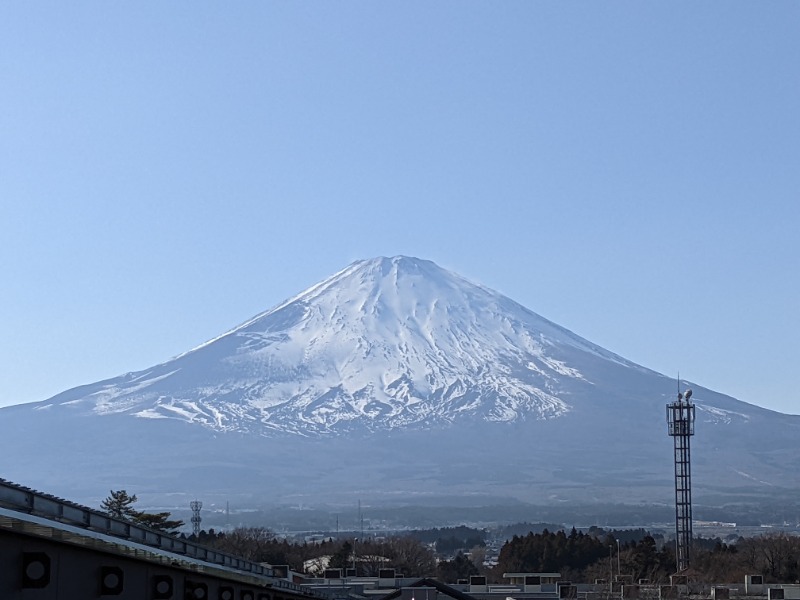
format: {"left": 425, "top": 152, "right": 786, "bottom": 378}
{"left": 28, "top": 256, "right": 652, "bottom": 434}
{"left": 2, "top": 256, "right": 800, "bottom": 508}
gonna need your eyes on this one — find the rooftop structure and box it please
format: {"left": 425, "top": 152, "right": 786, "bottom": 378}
{"left": 0, "top": 477, "right": 329, "bottom": 599}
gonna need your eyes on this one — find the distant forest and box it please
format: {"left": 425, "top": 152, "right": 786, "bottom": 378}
{"left": 188, "top": 524, "right": 800, "bottom": 584}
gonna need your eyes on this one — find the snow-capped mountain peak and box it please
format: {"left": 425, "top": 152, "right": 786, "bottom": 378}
{"left": 36, "top": 256, "right": 648, "bottom": 435}
{"left": 9, "top": 256, "right": 800, "bottom": 506}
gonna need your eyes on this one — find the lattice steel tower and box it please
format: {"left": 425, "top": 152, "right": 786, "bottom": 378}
{"left": 666, "top": 388, "right": 695, "bottom": 572}
{"left": 190, "top": 500, "right": 203, "bottom": 537}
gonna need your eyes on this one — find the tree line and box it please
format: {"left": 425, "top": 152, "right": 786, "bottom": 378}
{"left": 500, "top": 528, "right": 800, "bottom": 585}
{"left": 194, "top": 528, "right": 439, "bottom": 578}
{"left": 406, "top": 526, "right": 486, "bottom": 555}
{"left": 97, "top": 492, "right": 800, "bottom": 584}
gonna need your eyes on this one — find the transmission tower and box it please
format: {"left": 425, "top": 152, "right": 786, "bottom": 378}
{"left": 190, "top": 500, "right": 203, "bottom": 537}
{"left": 666, "top": 387, "right": 695, "bottom": 572}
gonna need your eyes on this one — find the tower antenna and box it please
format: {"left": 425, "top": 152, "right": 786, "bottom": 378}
{"left": 666, "top": 384, "right": 695, "bottom": 572}
{"left": 190, "top": 500, "right": 203, "bottom": 537}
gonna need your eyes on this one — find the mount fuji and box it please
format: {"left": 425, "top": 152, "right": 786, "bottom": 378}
{"left": 2, "top": 256, "right": 799, "bottom": 511}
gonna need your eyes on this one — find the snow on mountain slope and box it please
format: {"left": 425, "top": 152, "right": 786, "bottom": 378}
{"left": 33, "top": 256, "right": 655, "bottom": 435}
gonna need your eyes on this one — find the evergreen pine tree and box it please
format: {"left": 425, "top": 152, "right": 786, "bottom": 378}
{"left": 100, "top": 489, "right": 185, "bottom": 534}
{"left": 100, "top": 490, "right": 139, "bottom": 519}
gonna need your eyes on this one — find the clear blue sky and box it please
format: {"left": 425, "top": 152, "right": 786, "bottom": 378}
{"left": 1, "top": 3, "right": 798, "bottom": 413}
